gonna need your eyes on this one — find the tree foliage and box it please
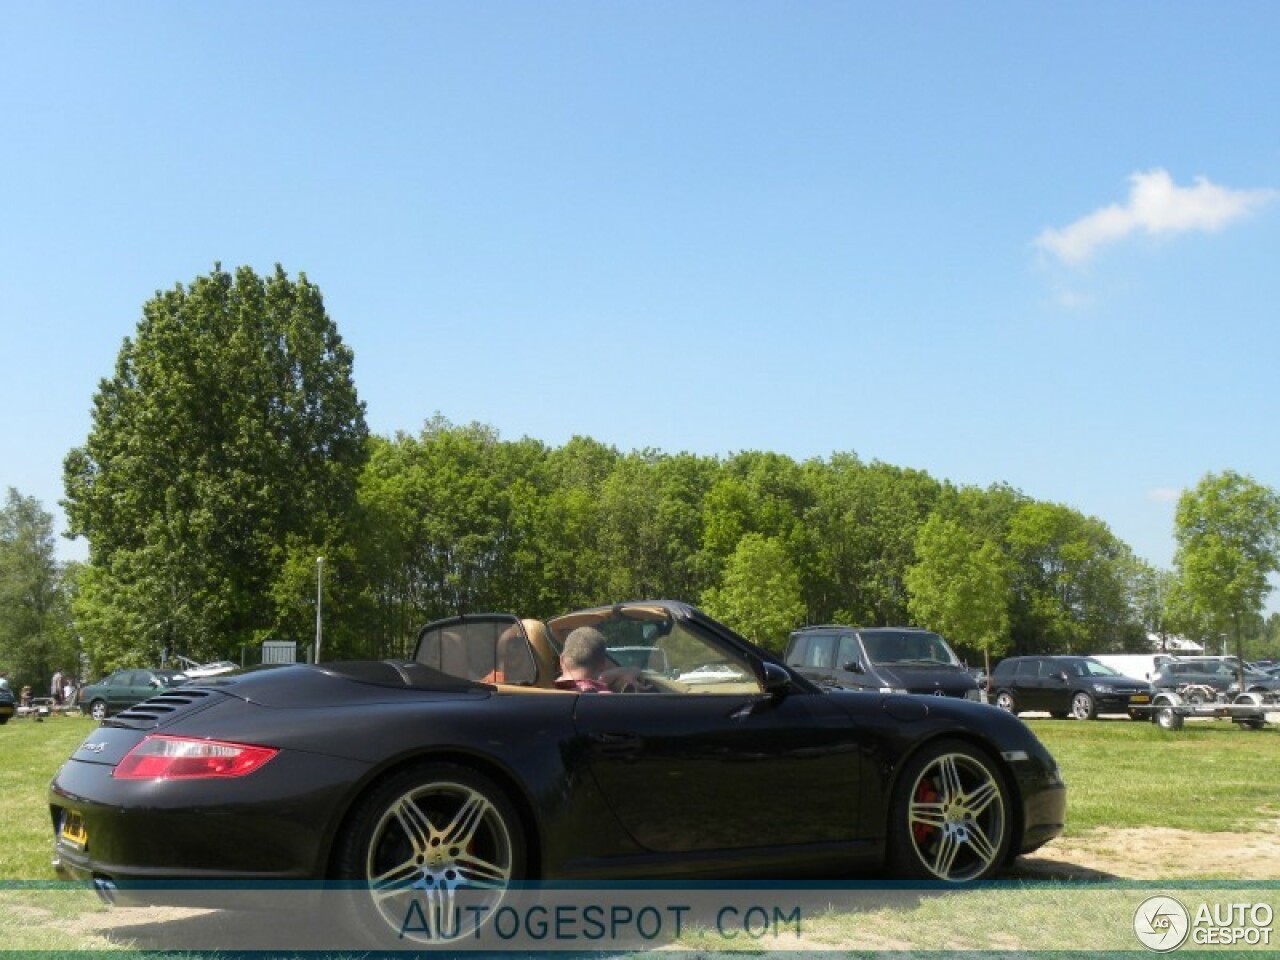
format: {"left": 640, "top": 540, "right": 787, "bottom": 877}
{"left": 700, "top": 534, "right": 805, "bottom": 652}
{"left": 47, "top": 266, "right": 1276, "bottom": 672}
{"left": 905, "top": 514, "right": 1009, "bottom": 671}
{"left": 1005, "top": 501, "right": 1134, "bottom": 653}
{"left": 0, "top": 489, "right": 79, "bottom": 690}
{"left": 62, "top": 265, "right": 368, "bottom": 669}
{"left": 1174, "top": 470, "right": 1280, "bottom": 670}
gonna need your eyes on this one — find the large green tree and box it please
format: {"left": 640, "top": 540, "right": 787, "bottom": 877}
{"left": 1173, "top": 470, "right": 1280, "bottom": 681}
{"left": 905, "top": 513, "right": 1010, "bottom": 676}
{"left": 800, "top": 456, "right": 940, "bottom": 626}
{"left": 1005, "top": 501, "right": 1136, "bottom": 653}
{"left": 0, "top": 489, "right": 78, "bottom": 690}
{"left": 63, "top": 265, "right": 368, "bottom": 669}
{"left": 700, "top": 533, "right": 805, "bottom": 652}
{"left": 354, "top": 419, "right": 550, "bottom": 652}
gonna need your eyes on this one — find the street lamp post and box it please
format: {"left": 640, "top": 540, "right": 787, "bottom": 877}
{"left": 315, "top": 556, "right": 324, "bottom": 664}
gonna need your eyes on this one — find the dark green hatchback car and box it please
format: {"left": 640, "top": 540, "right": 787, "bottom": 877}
{"left": 78, "top": 668, "right": 189, "bottom": 720}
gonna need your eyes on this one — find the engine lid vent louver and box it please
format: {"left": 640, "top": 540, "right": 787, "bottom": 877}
{"left": 109, "top": 688, "right": 221, "bottom": 729}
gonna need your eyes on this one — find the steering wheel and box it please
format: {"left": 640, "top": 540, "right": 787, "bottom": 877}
{"left": 614, "top": 672, "right": 659, "bottom": 694}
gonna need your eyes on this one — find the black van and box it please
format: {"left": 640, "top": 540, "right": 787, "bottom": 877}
{"left": 785, "top": 626, "right": 981, "bottom": 700}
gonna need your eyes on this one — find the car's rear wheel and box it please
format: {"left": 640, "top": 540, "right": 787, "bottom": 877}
{"left": 89, "top": 699, "right": 107, "bottom": 721}
{"left": 332, "top": 763, "right": 526, "bottom": 945}
{"left": 1070, "top": 692, "right": 1097, "bottom": 721}
{"left": 994, "top": 691, "right": 1016, "bottom": 714}
{"left": 888, "top": 739, "right": 1011, "bottom": 883}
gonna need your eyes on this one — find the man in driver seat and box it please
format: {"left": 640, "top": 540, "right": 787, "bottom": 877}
{"left": 556, "top": 627, "right": 641, "bottom": 693}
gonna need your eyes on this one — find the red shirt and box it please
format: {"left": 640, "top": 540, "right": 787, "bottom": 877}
{"left": 554, "top": 676, "right": 612, "bottom": 693}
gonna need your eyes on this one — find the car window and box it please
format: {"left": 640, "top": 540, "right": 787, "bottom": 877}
{"left": 416, "top": 619, "right": 536, "bottom": 686}
{"left": 802, "top": 636, "right": 837, "bottom": 669}
{"left": 837, "top": 636, "right": 860, "bottom": 669}
{"left": 1073, "top": 660, "right": 1121, "bottom": 677}
{"left": 785, "top": 635, "right": 809, "bottom": 666}
{"left": 861, "top": 630, "right": 959, "bottom": 666}
{"left": 551, "top": 607, "right": 761, "bottom": 696}
{"left": 1014, "top": 659, "right": 1039, "bottom": 678}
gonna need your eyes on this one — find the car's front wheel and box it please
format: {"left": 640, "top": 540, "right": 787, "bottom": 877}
{"left": 1070, "top": 692, "right": 1097, "bottom": 721}
{"left": 332, "top": 763, "right": 525, "bottom": 945}
{"left": 888, "top": 739, "right": 1011, "bottom": 883}
{"left": 89, "top": 699, "right": 108, "bottom": 721}
{"left": 994, "top": 691, "right": 1016, "bottom": 714}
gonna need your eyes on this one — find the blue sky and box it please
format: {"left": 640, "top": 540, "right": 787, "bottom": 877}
{"left": 2, "top": 2, "right": 1278, "bottom": 608}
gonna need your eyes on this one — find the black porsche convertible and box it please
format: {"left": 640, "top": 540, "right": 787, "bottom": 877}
{"left": 50, "top": 600, "right": 1065, "bottom": 945}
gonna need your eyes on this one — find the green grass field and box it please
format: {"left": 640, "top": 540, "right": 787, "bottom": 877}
{"left": 2, "top": 712, "right": 1278, "bottom": 954}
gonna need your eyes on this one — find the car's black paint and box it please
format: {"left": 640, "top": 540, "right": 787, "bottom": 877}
{"left": 50, "top": 600, "right": 1064, "bottom": 919}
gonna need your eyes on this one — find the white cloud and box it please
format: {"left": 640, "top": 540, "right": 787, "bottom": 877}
{"left": 1147, "top": 487, "right": 1182, "bottom": 503}
{"left": 1035, "top": 169, "right": 1277, "bottom": 264}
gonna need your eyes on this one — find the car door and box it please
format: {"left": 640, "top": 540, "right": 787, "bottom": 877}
{"left": 108, "top": 671, "right": 139, "bottom": 712}
{"left": 567, "top": 612, "right": 864, "bottom": 853}
{"left": 1039, "top": 659, "right": 1073, "bottom": 714}
{"left": 1013, "top": 658, "right": 1045, "bottom": 711}
{"left": 572, "top": 683, "right": 862, "bottom": 853}
{"left": 129, "top": 670, "right": 161, "bottom": 708}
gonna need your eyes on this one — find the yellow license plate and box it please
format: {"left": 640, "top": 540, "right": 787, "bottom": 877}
{"left": 1130, "top": 695, "right": 1151, "bottom": 703}
{"left": 59, "top": 813, "right": 88, "bottom": 849}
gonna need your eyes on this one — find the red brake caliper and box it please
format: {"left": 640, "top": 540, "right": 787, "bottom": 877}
{"left": 913, "top": 779, "right": 939, "bottom": 845}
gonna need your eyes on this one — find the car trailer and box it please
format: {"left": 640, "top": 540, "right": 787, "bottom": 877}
{"left": 1135, "top": 686, "right": 1273, "bottom": 731}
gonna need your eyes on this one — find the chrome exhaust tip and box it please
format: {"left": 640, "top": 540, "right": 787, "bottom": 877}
{"left": 93, "top": 877, "right": 118, "bottom": 906}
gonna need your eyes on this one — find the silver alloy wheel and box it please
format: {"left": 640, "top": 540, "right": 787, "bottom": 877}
{"left": 1070, "top": 692, "right": 1096, "bottom": 720}
{"left": 362, "top": 779, "right": 516, "bottom": 943}
{"left": 90, "top": 700, "right": 107, "bottom": 721}
{"left": 905, "top": 751, "right": 1007, "bottom": 882}
{"left": 994, "top": 691, "right": 1015, "bottom": 713}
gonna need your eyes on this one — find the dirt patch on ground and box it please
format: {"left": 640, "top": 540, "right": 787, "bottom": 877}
{"left": 1015, "top": 822, "right": 1280, "bottom": 880}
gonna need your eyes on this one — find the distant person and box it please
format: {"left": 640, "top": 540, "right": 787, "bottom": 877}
{"left": 0, "top": 669, "right": 9, "bottom": 691}
{"left": 51, "top": 668, "right": 64, "bottom": 705}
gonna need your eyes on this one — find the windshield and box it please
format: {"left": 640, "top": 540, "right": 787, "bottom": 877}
{"left": 1069, "top": 659, "right": 1122, "bottom": 678}
{"left": 548, "top": 604, "right": 759, "bottom": 692}
{"left": 861, "top": 630, "right": 961, "bottom": 667}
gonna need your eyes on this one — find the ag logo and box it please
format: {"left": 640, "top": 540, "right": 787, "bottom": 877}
{"left": 1134, "top": 895, "right": 1190, "bottom": 952}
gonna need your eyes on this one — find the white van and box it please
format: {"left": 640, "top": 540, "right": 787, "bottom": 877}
{"left": 1088, "top": 653, "right": 1174, "bottom": 682}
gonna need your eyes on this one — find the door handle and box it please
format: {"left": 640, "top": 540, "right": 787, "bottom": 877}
{"left": 588, "top": 732, "right": 643, "bottom": 758}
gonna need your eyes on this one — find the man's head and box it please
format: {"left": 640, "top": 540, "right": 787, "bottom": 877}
{"left": 561, "top": 626, "right": 608, "bottom": 676}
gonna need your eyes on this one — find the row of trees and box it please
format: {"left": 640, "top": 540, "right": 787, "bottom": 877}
{"left": 4, "top": 265, "right": 1279, "bottom": 687}
{"left": 0, "top": 490, "right": 79, "bottom": 692}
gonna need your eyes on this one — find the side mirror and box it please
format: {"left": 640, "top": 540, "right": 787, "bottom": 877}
{"left": 843, "top": 660, "right": 863, "bottom": 673}
{"left": 1055, "top": 671, "right": 1069, "bottom": 682}
{"left": 761, "top": 662, "right": 792, "bottom": 694}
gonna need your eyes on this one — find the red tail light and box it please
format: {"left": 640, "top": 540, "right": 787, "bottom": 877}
{"left": 114, "top": 735, "right": 278, "bottom": 780}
